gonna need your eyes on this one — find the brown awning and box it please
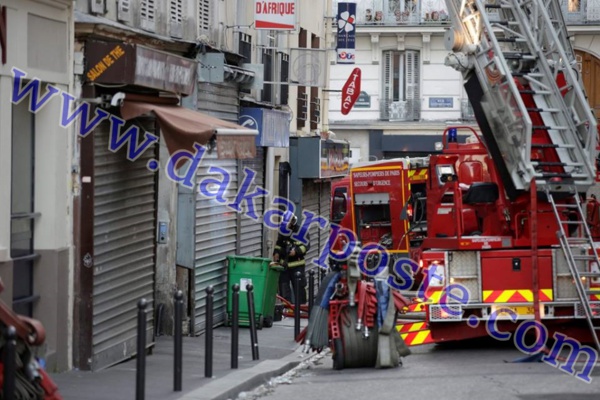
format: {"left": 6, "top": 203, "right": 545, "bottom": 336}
{"left": 120, "top": 99, "right": 258, "bottom": 162}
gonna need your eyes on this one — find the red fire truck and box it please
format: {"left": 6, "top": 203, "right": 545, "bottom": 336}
{"left": 328, "top": 0, "right": 600, "bottom": 353}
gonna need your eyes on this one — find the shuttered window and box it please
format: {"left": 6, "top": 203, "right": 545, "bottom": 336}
{"left": 91, "top": 0, "right": 105, "bottom": 14}
{"left": 382, "top": 50, "right": 420, "bottom": 121}
{"left": 198, "top": 0, "right": 210, "bottom": 35}
{"left": 262, "top": 48, "right": 274, "bottom": 103}
{"left": 170, "top": 0, "right": 183, "bottom": 38}
{"left": 117, "top": 0, "right": 131, "bottom": 22}
{"left": 140, "top": 0, "right": 156, "bottom": 32}
{"left": 279, "top": 52, "right": 289, "bottom": 105}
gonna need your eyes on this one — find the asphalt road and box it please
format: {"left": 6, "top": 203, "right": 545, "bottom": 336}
{"left": 242, "top": 338, "right": 600, "bottom": 400}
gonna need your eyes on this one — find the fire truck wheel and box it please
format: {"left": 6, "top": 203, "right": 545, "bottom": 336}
{"left": 332, "top": 338, "right": 344, "bottom": 370}
{"left": 339, "top": 307, "right": 378, "bottom": 368}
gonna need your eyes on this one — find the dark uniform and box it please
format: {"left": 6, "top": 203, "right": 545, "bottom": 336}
{"left": 273, "top": 227, "right": 310, "bottom": 304}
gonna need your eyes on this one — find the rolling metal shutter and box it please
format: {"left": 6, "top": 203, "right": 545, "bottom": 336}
{"left": 197, "top": 81, "right": 239, "bottom": 122}
{"left": 302, "top": 181, "right": 332, "bottom": 275}
{"left": 302, "top": 180, "right": 321, "bottom": 271}
{"left": 238, "top": 147, "right": 266, "bottom": 257}
{"left": 193, "top": 154, "right": 238, "bottom": 333}
{"left": 92, "top": 120, "right": 157, "bottom": 370}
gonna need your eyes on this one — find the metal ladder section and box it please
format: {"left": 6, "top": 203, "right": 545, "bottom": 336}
{"left": 444, "top": 0, "right": 597, "bottom": 194}
{"left": 547, "top": 188, "right": 600, "bottom": 351}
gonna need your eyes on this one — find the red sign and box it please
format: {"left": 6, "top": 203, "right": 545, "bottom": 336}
{"left": 341, "top": 68, "right": 361, "bottom": 115}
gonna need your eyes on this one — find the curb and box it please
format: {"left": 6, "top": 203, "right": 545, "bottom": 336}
{"left": 178, "top": 348, "right": 314, "bottom": 400}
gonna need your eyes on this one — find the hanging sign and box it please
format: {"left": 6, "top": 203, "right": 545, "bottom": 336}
{"left": 336, "top": 2, "right": 356, "bottom": 64}
{"left": 341, "top": 68, "right": 361, "bottom": 115}
{"left": 254, "top": 0, "right": 297, "bottom": 30}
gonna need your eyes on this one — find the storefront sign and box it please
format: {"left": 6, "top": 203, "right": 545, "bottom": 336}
{"left": 341, "top": 67, "right": 361, "bottom": 115}
{"left": 84, "top": 41, "right": 197, "bottom": 95}
{"left": 254, "top": 0, "right": 297, "bottom": 30}
{"left": 336, "top": 2, "right": 356, "bottom": 64}
{"left": 239, "top": 107, "right": 290, "bottom": 147}
{"left": 321, "top": 140, "right": 350, "bottom": 178}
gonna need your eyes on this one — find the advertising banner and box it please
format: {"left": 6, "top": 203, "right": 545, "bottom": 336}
{"left": 254, "top": 0, "right": 297, "bottom": 30}
{"left": 336, "top": 2, "right": 356, "bottom": 64}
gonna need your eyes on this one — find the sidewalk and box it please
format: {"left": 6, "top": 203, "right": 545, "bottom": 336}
{"left": 50, "top": 318, "right": 310, "bottom": 400}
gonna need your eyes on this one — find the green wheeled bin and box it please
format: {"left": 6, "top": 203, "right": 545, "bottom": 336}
{"left": 226, "top": 255, "right": 283, "bottom": 328}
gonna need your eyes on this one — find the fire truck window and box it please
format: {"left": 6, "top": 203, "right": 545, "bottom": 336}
{"left": 332, "top": 193, "right": 347, "bottom": 223}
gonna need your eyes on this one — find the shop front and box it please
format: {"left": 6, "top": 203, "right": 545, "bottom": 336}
{"left": 289, "top": 137, "right": 350, "bottom": 270}
{"left": 76, "top": 40, "right": 257, "bottom": 370}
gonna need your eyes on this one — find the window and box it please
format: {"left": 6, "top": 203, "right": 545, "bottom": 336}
{"left": 140, "top": 0, "right": 156, "bottom": 32}
{"left": 331, "top": 187, "right": 347, "bottom": 223}
{"left": 198, "top": 0, "right": 210, "bottom": 35}
{"left": 279, "top": 52, "right": 289, "bottom": 105}
{"left": 11, "top": 99, "right": 39, "bottom": 317}
{"left": 238, "top": 33, "right": 252, "bottom": 62}
{"left": 262, "top": 48, "right": 274, "bottom": 103}
{"left": 117, "top": 0, "right": 131, "bottom": 22}
{"left": 382, "top": 50, "right": 420, "bottom": 121}
{"left": 239, "top": 33, "right": 252, "bottom": 94}
{"left": 297, "top": 28, "right": 308, "bottom": 129}
{"left": 310, "top": 34, "right": 320, "bottom": 130}
{"left": 170, "top": 0, "right": 183, "bottom": 38}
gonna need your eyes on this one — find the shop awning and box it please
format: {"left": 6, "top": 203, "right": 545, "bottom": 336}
{"left": 120, "top": 98, "right": 258, "bottom": 162}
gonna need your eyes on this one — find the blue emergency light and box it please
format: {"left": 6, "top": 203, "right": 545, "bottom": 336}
{"left": 448, "top": 127, "right": 458, "bottom": 143}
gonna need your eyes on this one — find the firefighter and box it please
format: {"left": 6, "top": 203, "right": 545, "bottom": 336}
{"left": 273, "top": 211, "right": 309, "bottom": 303}
{"left": 586, "top": 194, "right": 600, "bottom": 240}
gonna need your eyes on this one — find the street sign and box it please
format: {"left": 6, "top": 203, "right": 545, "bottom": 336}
{"left": 341, "top": 67, "right": 361, "bottom": 115}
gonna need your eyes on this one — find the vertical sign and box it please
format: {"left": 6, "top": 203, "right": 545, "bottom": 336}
{"left": 254, "top": 0, "right": 297, "bottom": 30}
{"left": 336, "top": 2, "right": 356, "bottom": 64}
{"left": 341, "top": 68, "right": 361, "bottom": 115}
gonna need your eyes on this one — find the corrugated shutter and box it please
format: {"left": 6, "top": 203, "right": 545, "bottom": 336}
{"left": 302, "top": 181, "right": 321, "bottom": 270}
{"left": 197, "top": 82, "right": 239, "bottom": 122}
{"left": 319, "top": 181, "right": 331, "bottom": 269}
{"left": 238, "top": 147, "right": 266, "bottom": 257}
{"left": 92, "top": 120, "right": 156, "bottom": 370}
{"left": 194, "top": 154, "right": 238, "bottom": 333}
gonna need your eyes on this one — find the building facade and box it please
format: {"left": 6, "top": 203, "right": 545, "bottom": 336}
{"left": 0, "top": 0, "right": 74, "bottom": 372}
{"left": 327, "top": 0, "right": 600, "bottom": 162}
{"left": 69, "top": 0, "right": 340, "bottom": 371}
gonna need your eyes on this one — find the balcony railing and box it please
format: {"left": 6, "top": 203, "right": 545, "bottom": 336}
{"left": 380, "top": 99, "right": 421, "bottom": 121}
{"left": 333, "top": 0, "right": 600, "bottom": 27}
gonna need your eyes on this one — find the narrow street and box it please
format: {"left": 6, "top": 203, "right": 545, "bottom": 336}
{"left": 247, "top": 340, "right": 600, "bottom": 400}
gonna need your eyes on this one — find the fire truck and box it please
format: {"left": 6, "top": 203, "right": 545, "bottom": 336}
{"left": 328, "top": 0, "right": 600, "bottom": 354}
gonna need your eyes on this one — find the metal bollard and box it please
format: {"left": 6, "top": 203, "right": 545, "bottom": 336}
{"left": 4, "top": 326, "right": 16, "bottom": 400}
{"left": 246, "top": 284, "right": 260, "bottom": 360}
{"left": 231, "top": 284, "right": 240, "bottom": 369}
{"left": 136, "top": 299, "right": 148, "bottom": 400}
{"left": 294, "top": 270, "right": 301, "bottom": 339}
{"left": 205, "top": 286, "right": 214, "bottom": 378}
{"left": 308, "top": 270, "right": 315, "bottom": 319}
{"left": 174, "top": 290, "right": 183, "bottom": 392}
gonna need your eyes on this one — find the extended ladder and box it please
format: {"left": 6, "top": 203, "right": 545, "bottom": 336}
{"left": 547, "top": 188, "right": 600, "bottom": 351}
{"left": 444, "top": 0, "right": 597, "bottom": 195}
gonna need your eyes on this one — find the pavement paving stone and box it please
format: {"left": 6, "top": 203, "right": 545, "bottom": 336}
{"left": 50, "top": 318, "right": 309, "bottom": 400}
